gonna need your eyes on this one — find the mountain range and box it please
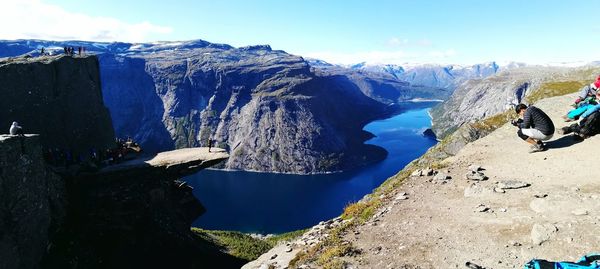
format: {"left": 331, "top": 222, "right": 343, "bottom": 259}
{"left": 0, "top": 39, "right": 451, "bottom": 173}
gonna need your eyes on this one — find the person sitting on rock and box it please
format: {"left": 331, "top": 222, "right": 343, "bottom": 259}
{"left": 563, "top": 92, "right": 599, "bottom": 122}
{"left": 571, "top": 76, "right": 600, "bottom": 107}
{"left": 511, "top": 104, "right": 554, "bottom": 153}
{"left": 9, "top": 121, "right": 23, "bottom": 136}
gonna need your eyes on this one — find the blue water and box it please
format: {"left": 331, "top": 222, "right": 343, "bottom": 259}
{"left": 184, "top": 103, "right": 438, "bottom": 234}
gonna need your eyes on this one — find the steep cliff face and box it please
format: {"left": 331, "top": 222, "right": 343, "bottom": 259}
{"left": 44, "top": 150, "right": 243, "bottom": 269}
{"left": 0, "top": 135, "right": 66, "bottom": 269}
{"left": 0, "top": 55, "right": 243, "bottom": 269}
{"left": 0, "top": 39, "right": 447, "bottom": 174}
{"left": 430, "top": 66, "right": 574, "bottom": 138}
{"left": 0, "top": 55, "right": 115, "bottom": 155}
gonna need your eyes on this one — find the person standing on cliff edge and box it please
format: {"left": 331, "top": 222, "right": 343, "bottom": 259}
{"left": 511, "top": 104, "right": 555, "bottom": 153}
{"left": 207, "top": 137, "right": 213, "bottom": 153}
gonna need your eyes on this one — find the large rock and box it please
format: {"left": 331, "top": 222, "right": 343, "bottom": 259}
{"left": 531, "top": 223, "right": 558, "bottom": 245}
{"left": 0, "top": 135, "right": 66, "bottom": 269}
{"left": 0, "top": 55, "right": 115, "bottom": 155}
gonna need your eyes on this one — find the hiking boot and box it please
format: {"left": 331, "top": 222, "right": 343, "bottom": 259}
{"left": 557, "top": 126, "right": 572, "bottom": 135}
{"left": 572, "top": 134, "right": 585, "bottom": 141}
{"left": 528, "top": 143, "right": 544, "bottom": 153}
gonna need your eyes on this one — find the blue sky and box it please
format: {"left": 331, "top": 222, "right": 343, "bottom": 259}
{"left": 2, "top": 0, "right": 599, "bottom": 64}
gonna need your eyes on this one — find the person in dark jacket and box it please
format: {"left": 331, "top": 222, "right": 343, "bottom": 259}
{"left": 512, "top": 104, "right": 555, "bottom": 153}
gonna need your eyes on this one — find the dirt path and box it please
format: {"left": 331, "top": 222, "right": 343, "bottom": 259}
{"left": 343, "top": 93, "right": 600, "bottom": 268}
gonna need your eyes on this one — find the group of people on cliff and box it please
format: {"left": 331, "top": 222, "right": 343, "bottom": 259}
{"left": 511, "top": 76, "right": 600, "bottom": 153}
{"left": 63, "top": 46, "right": 85, "bottom": 56}
{"left": 43, "top": 137, "right": 141, "bottom": 169}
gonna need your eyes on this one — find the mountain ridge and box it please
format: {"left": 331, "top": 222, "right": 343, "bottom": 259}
{"left": 0, "top": 39, "right": 446, "bottom": 174}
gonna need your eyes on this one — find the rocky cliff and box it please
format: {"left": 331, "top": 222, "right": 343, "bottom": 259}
{"left": 429, "top": 66, "right": 597, "bottom": 138}
{"left": 0, "top": 39, "right": 448, "bottom": 174}
{"left": 0, "top": 55, "right": 115, "bottom": 155}
{"left": 44, "top": 148, "right": 243, "bottom": 269}
{"left": 100, "top": 46, "right": 394, "bottom": 174}
{"left": 0, "top": 135, "right": 66, "bottom": 269}
{"left": 0, "top": 55, "right": 244, "bottom": 269}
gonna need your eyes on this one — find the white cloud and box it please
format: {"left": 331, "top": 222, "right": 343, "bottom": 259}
{"left": 0, "top": 0, "right": 172, "bottom": 42}
{"left": 417, "top": 39, "right": 432, "bottom": 46}
{"left": 387, "top": 37, "right": 409, "bottom": 47}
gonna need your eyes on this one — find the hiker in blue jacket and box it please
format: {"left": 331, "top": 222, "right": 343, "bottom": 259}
{"left": 578, "top": 92, "right": 600, "bottom": 120}
{"left": 564, "top": 78, "right": 600, "bottom": 121}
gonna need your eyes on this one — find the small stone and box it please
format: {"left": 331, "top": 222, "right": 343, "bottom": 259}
{"left": 572, "top": 209, "right": 589, "bottom": 216}
{"left": 425, "top": 167, "right": 434, "bottom": 176}
{"left": 433, "top": 173, "right": 450, "bottom": 181}
{"left": 534, "top": 193, "right": 548, "bottom": 198}
{"left": 285, "top": 247, "right": 293, "bottom": 252}
{"left": 411, "top": 169, "right": 423, "bottom": 177}
{"left": 270, "top": 254, "right": 278, "bottom": 259}
{"left": 497, "top": 180, "right": 530, "bottom": 189}
{"left": 508, "top": 240, "right": 522, "bottom": 246}
{"left": 468, "top": 164, "right": 482, "bottom": 172}
{"left": 475, "top": 204, "right": 490, "bottom": 212}
{"left": 499, "top": 208, "right": 507, "bottom": 212}
{"left": 465, "top": 171, "right": 488, "bottom": 181}
{"left": 494, "top": 187, "right": 506, "bottom": 193}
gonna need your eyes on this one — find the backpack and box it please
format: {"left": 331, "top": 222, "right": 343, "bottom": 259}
{"left": 579, "top": 111, "right": 600, "bottom": 137}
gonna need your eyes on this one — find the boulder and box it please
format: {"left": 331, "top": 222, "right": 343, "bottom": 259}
{"left": 468, "top": 164, "right": 482, "bottom": 172}
{"left": 433, "top": 173, "right": 451, "bottom": 181}
{"left": 497, "top": 180, "right": 530, "bottom": 189}
{"left": 531, "top": 223, "right": 558, "bottom": 245}
{"left": 411, "top": 169, "right": 423, "bottom": 177}
{"left": 465, "top": 171, "right": 488, "bottom": 181}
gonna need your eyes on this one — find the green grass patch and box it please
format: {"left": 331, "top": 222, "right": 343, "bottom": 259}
{"left": 471, "top": 110, "right": 513, "bottom": 133}
{"left": 526, "top": 80, "right": 585, "bottom": 104}
{"left": 265, "top": 229, "right": 308, "bottom": 246}
{"left": 317, "top": 245, "right": 353, "bottom": 265}
{"left": 191, "top": 228, "right": 272, "bottom": 261}
{"left": 191, "top": 228, "right": 306, "bottom": 261}
{"left": 341, "top": 198, "right": 381, "bottom": 223}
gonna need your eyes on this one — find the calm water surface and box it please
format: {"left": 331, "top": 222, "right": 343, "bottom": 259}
{"left": 184, "top": 102, "right": 438, "bottom": 234}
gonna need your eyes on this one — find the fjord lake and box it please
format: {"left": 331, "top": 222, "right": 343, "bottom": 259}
{"left": 184, "top": 102, "right": 438, "bottom": 234}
